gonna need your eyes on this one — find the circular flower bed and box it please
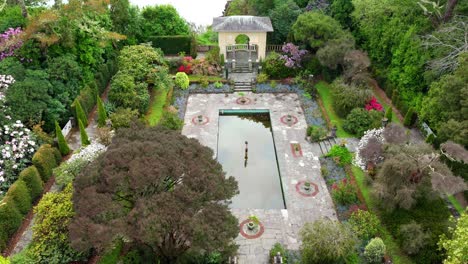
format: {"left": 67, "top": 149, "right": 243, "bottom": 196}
{"left": 239, "top": 218, "right": 265, "bottom": 239}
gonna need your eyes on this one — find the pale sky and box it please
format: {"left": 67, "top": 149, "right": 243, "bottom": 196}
{"left": 130, "top": 0, "right": 229, "bottom": 26}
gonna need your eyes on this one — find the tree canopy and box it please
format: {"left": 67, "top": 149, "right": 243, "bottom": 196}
{"left": 69, "top": 126, "right": 239, "bottom": 263}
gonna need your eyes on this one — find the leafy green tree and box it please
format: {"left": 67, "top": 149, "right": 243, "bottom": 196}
{"left": 421, "top": 54, "right": 468, "bottom": 141}
{"left": 109, "top": 108, "right": 140, "bottom": 129}
{"left": 5, "top": 69, "right": 57, "bottom": 130}
{"left": 74, "top": 100, "right": 88, "bottom": 127}
{"left": 352, "top": 0, "right": 428, "bottom": 67}
{"left": 316, "top": 35, "right": 355, "bottom": 70}
{"left": 96, "top": 96, "right": 107, "bottom": 127}
{"left": 251, "top": 0, "right": 275, "bottom": 15}
{"left": 55, "top": 121, "right": 70, "bottom": 156}
{"left": 399, "top": 222, "right": 429, "bottom": 255}
{"left": 388, "top": 27, "right": 426, "bottom": 108}
{"left": 330, "top": 0, "right": 354, "bottom": 28}
{"left": 439, "top": 210, "right": 468, "bottom": 264}
{"left": 0, "top": 6, "right": 27, "bottom": 32}
{"left": 300, "top": 220, "right": 357, "bottom": 263}
{"left": 330, "top": 78, "right": 372, "bottom": 117}
{"left": 292, "top": 12, "right": 345, "bottom": 49}
{"left": 436, "top": 119, "right": 468, "bottom": 147}
{"left": 140, "top": 5, "right": 190, "bottom": 42}
{"left": 109, "top": 72, "right": 137, "bottom": 109}
{"left": 269, "top": 0, "right": 301, "bottom": 44}
{"left": 78, "top": 119, "right": 90, "bottom": 146}
{"left": 110, "top": 0, "right": 130, "bottom": 34}
{"left": 69, "top": 126, "right": 239, "bottom": 263}
{"left": 364, "top": 238, "right": 386, "bottom": 263}
{"left": 225, "top": 0, "right": 255, "bottom": 15}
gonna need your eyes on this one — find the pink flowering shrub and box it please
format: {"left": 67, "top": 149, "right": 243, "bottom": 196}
{"left": 0, "top": 28, "right": 23, "bottom": 61}
{"left": 280, "top": 43, "right": 307, "bottom": 68}
{"left": 365, "top": 97, "right": 383, "bottom": 111}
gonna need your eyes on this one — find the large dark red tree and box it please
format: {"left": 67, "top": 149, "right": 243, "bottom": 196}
{"left": 69, "top": 126, "right": 239, "bottom": 263}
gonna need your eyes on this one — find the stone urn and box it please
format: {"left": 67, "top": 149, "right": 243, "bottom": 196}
{"left": 304, "top": 182, "right": 311, "bottom": 191}
{"left": 247, "top": 221, "right": 256, "bottom": 231}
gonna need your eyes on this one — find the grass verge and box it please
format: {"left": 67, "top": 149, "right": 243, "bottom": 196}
{"left": 315, "top": 81, "right": 354, "bottom": 138}
{"left": 447, "top": 195, "right": 465, "bottom": 214}
{"left": 352, "top": 166, "right": 414, "bottom": 264}
{"left": 146, "top": 87, "right": 168, "bottom": 127}
{"left": 188, "top": 75, "right": 225, "bottom": 83}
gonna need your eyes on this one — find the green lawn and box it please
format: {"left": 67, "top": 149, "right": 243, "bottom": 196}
{"left": 352, "top": 166, "right": 414, "bottom": 264}
{"left": 145, "top": 87, "right": 168, "bottom": 127}
{"left": 315, "top": 82, "right": 354, "bottom": 138}
{"left": 447, "top": 195, "right": 465, "bottom": 214}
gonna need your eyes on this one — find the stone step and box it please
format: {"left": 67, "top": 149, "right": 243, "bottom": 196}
{"left": 234, "top": 88, "right": 252, "bottom": 92}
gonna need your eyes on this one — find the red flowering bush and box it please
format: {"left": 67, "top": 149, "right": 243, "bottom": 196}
{"left": 177, "top": 56, "right": 194, "bottom": 74}
{"left": 332, "top": 178, "right": 358, "bottom": 205}
{"left": 178, "top": 64, "right": 192, "bottom": 74}
{"left": 365, "top": 97, "right": 383, "bottom": 111}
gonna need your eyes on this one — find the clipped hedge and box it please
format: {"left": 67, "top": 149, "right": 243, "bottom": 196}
{"left": 0, "top": 198, "right": 22, "bottom": 251}
{"left": 32, "top": 144, "right": 60, "bottom": 182}
{"left": 18, "top": 166, "right": 44, "bottom": 202}
{"left": 5, "top": 181, "right": 32, "bottom": 215}
{"left": 149, "top": 35, "right": 196, "bottom": 57}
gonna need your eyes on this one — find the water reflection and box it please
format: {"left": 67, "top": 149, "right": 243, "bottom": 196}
{"left": 218, "top": 113, "right": 285, "bottom": 209}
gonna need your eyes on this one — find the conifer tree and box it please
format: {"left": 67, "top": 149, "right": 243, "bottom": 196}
{"left": 79, "top": 119, "right": 90, "bottom": 146}
{"left": 55, "top": 121, "right": 71, "bottom": 155}
{"left": 75, "top": 100, "right": 88, "bottom": 127}
{"left": 97, "top": 96, "right": 107, "bottom": 127}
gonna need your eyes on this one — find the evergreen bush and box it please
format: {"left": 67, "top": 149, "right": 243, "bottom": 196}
{"left": 97, "top": 96, "right": 107, "bottom": 127}
{"left": 385, "top": 107, "right": 393, "bottom": 122}
{"left": 403, "top": 107, "right": 415, "bottom": 127}
{"left": 18, "top": 166, "right": 44, "bottom": 201}
{"left": 55, "top": 121, "right": 70, "bottom": 156}
{"left": 78, "top": 119, "right": 90, "bottom": 146}
{"left": 75, "top": 100, "right": 88, "bottom": 127}
{"left": 6, "top": 181, "right": 32, "bottom": 215}
{"left": 32, "top": 144, "right": 59, "bottom": 182}
{"left": 364, "top": 238, "right": 386, "bottom": 263}
{"left": 175, "top": 72, "right": 190, "bottom": 89}
{"left": 0, "top": 198, "right": 22, "bottom": 251}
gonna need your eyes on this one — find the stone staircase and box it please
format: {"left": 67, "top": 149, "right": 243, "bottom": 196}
{"left": 232, "top": 63, "right": 252, "bottom": 73}
{"left": 233, "top": 81, "right": 253, "bottom": 92}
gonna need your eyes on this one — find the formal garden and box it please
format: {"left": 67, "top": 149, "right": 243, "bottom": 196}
{"left": 0, "top": 0, "right": 467, "bottom": 263}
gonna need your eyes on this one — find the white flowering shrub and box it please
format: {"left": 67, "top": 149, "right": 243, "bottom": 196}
{"left": 0, "top": 75, "right": 13, "bottom": 123}
{"left": 353, "top": 128, "right": 385, "bottom": 170}
{"left": 0, "top": 120, "right": 38, "bottom": 194}
{"left": 54, "top": 142, "right": 107, "bottom": 188}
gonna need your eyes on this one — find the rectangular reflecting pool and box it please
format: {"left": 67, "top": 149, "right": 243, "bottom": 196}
{"left": 217, "top": 110, "right": 286, "bottom": 209}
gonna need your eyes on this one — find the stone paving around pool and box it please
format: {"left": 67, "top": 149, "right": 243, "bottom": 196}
{"left": 182, "top": 92, "right": 337, "bottom": 264}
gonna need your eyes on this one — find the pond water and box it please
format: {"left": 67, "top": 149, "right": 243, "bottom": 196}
{"left": 217, "top": 111, "right": 286, "bottom": 209}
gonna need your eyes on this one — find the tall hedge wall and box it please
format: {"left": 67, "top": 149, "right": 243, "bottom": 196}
{"left": 149, "top": 35, "right": 197, "bottom": 57}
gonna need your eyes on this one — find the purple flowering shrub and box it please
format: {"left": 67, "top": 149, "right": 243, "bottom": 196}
{"left": 280, "top": 43, "right": 307, "bottom": 68}
{"left": 0, "top": 27, "right": 23, "bottom": 61}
